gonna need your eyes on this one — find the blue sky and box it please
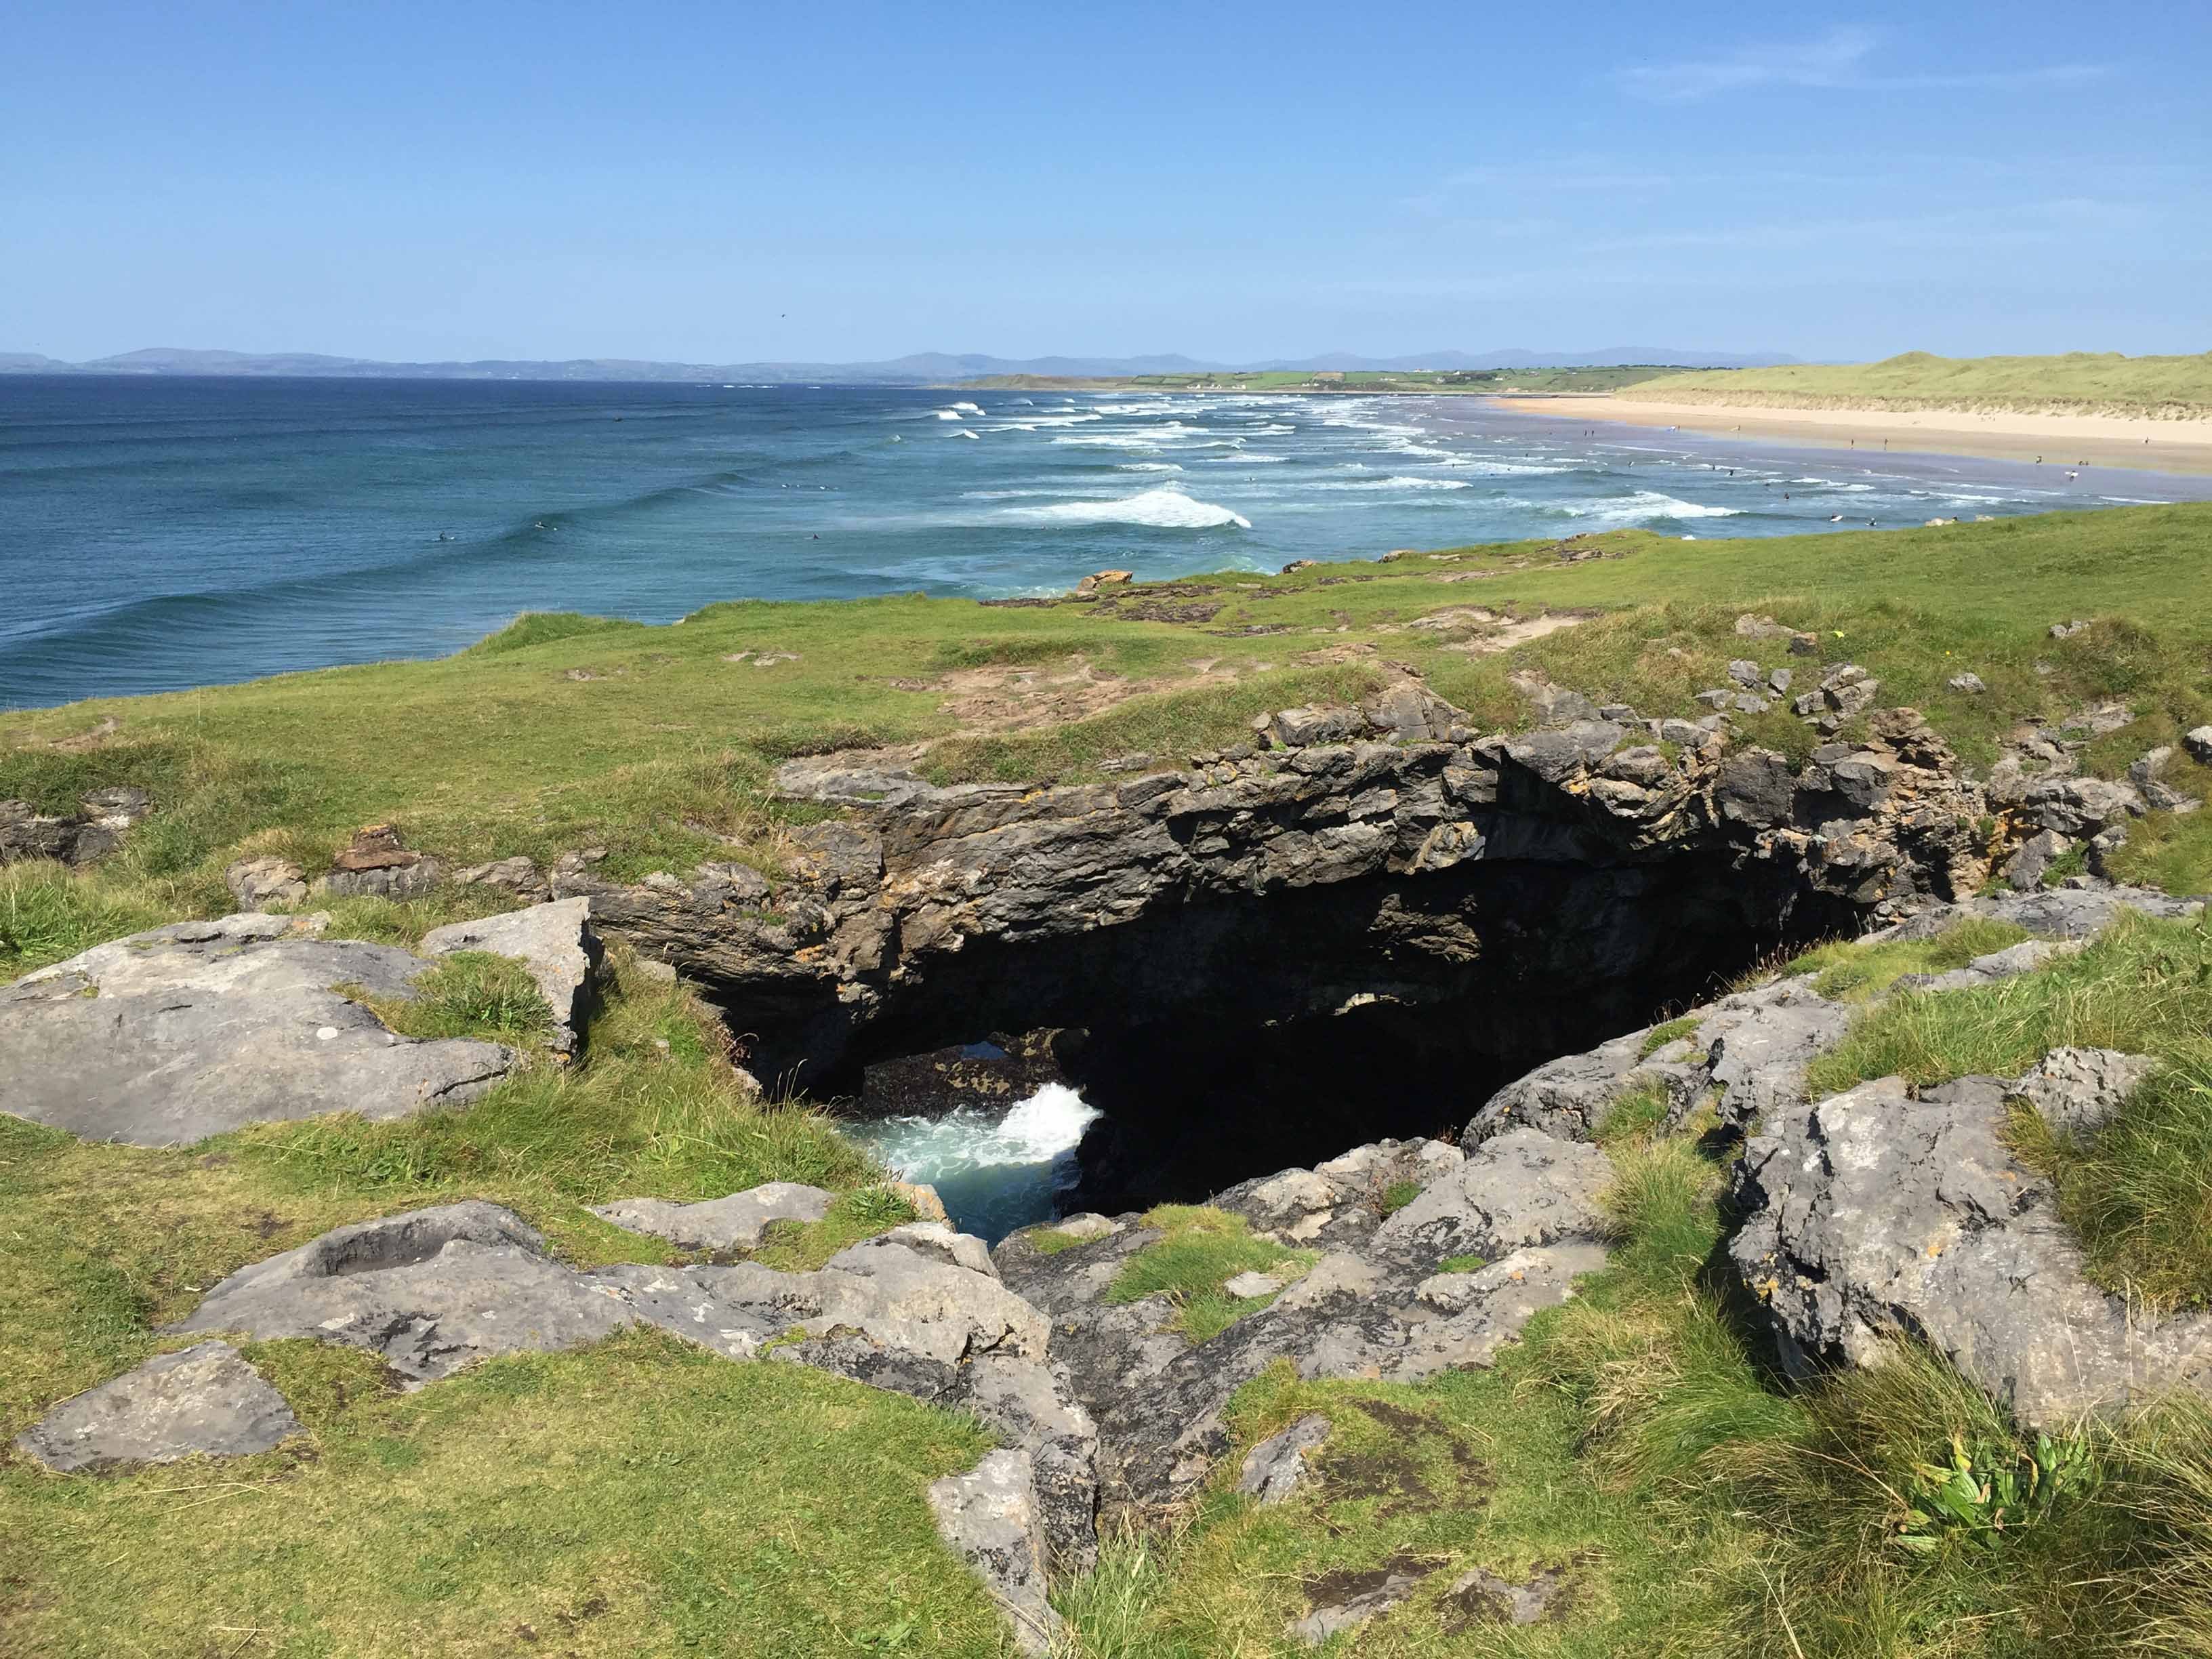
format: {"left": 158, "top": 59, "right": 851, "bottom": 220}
{"left": 5, "top": 1, "right": 2206, "bottom": 363}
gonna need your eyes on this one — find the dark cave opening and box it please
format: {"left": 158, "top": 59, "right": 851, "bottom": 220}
{"left": 716, "top": 852, "right": 1860, "bottom": 1221}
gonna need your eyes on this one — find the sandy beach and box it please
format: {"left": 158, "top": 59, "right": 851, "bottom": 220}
{"left": 1494, "top": 394, "right": 2212, "bottom": 476}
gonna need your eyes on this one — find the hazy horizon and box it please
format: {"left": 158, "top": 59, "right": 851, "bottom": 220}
{"left": 5, "top": 3, "right": 2208, "bottom": 365}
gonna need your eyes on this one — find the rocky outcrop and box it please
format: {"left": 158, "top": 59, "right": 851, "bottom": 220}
{"left": 1237, "top": 1413, "right": 1331, "bottom": 1504}
{"left": 314, "top": 823, "right": 441, "bottom": 900}
{"left": 1731, "top": 1074, "right": 2212, "bottom": 1425}
{"left": 998, "top": 1126, "right": 1607, "bottom": 1523}
{"left": 558, "top": 682, "right": 2001, "bottom": 1206}
{"left": 0, "top": 913, "right": 516, "bottom": 1145}
{"left": 591, "top": 1181, "right": 834, "bottom": 1250}
{"left": 928, "top": 1450, "right": 1063, "bottom": 1656}
{"left": 15, "top": 1341, "right": 301, "bottom": 1473}
{"left": 161, "top": 1195, "right": 1101, "bottom": 1586}
{"left": 420, "top": 897, "right": 602, "bottom": 1058}
{"left": 0, "top": 786, "right": 150, "bottom": 867}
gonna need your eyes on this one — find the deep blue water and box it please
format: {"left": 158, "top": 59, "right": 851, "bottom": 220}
{"left": 5, "top": 375, "right": 2205, "bottom": 710}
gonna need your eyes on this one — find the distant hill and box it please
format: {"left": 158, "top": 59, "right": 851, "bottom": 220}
{"left": 0, "top": 345, "right": 1797, "bottom": 384}
{"left": 1622, "top": 350, "right": 2212, "bottom": 417}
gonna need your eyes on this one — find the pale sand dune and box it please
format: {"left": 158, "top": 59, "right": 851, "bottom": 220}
{"left": 1493, "top": 394, "right": 2212, "bottom": 476}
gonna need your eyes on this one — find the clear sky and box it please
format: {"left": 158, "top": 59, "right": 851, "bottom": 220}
{"left": 5, "top": 1, "right": 2207, "bottom": 365}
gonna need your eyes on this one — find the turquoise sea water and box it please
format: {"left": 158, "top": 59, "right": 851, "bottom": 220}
{"left": 4, "top": 375, "right": 2204, "bottom": 711}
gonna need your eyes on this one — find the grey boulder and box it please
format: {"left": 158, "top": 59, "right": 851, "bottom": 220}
{"left": 928, "top": 1450, "right": 1064, "bottom": 1656}
{"left": 1732, "top": 1074, "right": 2212, "bottom": 1426}
{"left": 224, "top": 856, "right": 308, "bottom": 909}
{"left": 590, "top": 1181, "right": 835, "bottom": 1251}
{"left": 1237, "top": 1413, "right": 1330, "bottom": 1504}
{"left": 0, "top": 913, "right": 516, "bottom": 1146}
{"left": 419, "top": 897, "right": 602, "bottom": 1057}
{"left": 15, "top": 1340, "right": 301, "bottom": 1473}
{"left": 2011, "top": 1047, "right": 2156, "bottom": 1134}
{"left": 1370, "top": 1128, "right": 1610, "bottom": 1271}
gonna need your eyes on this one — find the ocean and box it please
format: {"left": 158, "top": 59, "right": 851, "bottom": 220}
{"left": 5, "top": 375, "right": 2204, "bottom": 712}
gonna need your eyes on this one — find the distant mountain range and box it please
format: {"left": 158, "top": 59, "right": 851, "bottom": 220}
{"left": 0, "top": 346, "right": 1797, "bottom": 384}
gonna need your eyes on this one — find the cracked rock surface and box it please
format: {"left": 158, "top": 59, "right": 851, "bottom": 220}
{"left": 1731, "top": 1074, "right": 2212, "bottom": 1425}
{"left": 14, "top": 1341, "right": 302, "bottom": 1473}
{"left": 0, "top": 913, "right": 516, "bottom": 1145}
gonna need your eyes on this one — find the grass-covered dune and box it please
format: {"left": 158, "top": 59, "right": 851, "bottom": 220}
{"left": 1620, "top": 350, "right": 2212, "bottom": 419}
{"left": 6, "top": 502, "right": 2212, "bottom": 1655}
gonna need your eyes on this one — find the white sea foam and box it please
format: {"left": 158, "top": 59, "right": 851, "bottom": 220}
{"left": 950, "top": 401, "right": 983, "bottom": 413}
{"left": 935, "top": 409, "right": 963, "bottom": 420}
{"left": 1557, "top": 491, "right": 1743, "bottom": 526}
{"left": 954, "top": 429, "right": 979, "bottom": 439}
{"left": 1115, "top": 462, "right": 1185, "bottom": 472}
{"left": 1437, "top": 457, "right": 1570, "bottom": 475}
{"left": 1311, "top": 475, "right": 1474, "bottom": 492}
{"left": 843, "top": 1082, "right": 1101, "bottom": 1242}
{"left": 1201, "top": 453, "right": 1288, "bottom": 464}
{"left": 999, "top": 487, "right": 1252, "bottom": 529}
{"left": 1051, "top": 434, "right": 1163, "bottom": 451}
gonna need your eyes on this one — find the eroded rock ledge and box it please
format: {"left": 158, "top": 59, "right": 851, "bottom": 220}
{"left": 555, "top": 677, "right": 2026, "bottom": 1200}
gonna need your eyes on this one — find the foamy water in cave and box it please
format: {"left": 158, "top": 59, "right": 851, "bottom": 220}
{"left": 840, "top": 1082, "right": 1101, "bottom": 1244}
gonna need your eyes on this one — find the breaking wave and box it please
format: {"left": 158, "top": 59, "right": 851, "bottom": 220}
{"left": 998, "top": 487, "right": 1252, "bottom": 529}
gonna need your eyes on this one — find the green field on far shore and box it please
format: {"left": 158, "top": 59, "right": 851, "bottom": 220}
{"left": 962, "top": 365, "right": 1678, "bottom": 394}
{"left": 1622, "top": 350, "right": 2212, "bottom": 418}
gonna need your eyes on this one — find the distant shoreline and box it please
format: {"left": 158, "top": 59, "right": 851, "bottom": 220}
{"left": 1494, "top": 394, "right": 2212, "bottom": 477}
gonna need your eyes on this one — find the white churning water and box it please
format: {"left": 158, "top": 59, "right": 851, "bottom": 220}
{"left": 839, "top": 1082, "right": 1101, "bottom": 1244}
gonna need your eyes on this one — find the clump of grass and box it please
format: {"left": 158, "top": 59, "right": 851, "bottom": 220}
{"left": 0, "top": 859, "right": 182, "bottom": 979}
{"left": 1378, "top": 1178, "right": 1421, "bottom": 1216}
{"left": 1806, "top": 912, "right": 2212, "bottom": 1097}
{"left": 1639, "top": 1015, "right": 1701, "bottom": 1058}
{"left": 751, "top": 1187, "right": 921, "bottom": 1271}
{"left": 1108, "top": 1205, "right": 1317, "bottom": 1344}
{"left": 1784, "top": 915, "right": 2032, "bottom": 1003}
{"left": 352, "top": 949, "right": 556, "bottom": 1047}
{"left": 1435, "top": 1252, "right": 1488, "bottom": 1275}
{"left": 1595, "top": 1079, "right": 1677, "bottom": 1148}
{"left": 1022, "top": 1225, "right": 1092, "bottom": 1256}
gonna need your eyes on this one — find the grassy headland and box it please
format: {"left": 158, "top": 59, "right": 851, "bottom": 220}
{"left": 7, "top": 503, "right": 2212, "bottom": 1654}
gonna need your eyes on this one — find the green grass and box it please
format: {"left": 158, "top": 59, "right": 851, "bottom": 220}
{"left": 1, "top": 1330, "right": 1010, "bottom": 1659}
{"left": 1023, "top": 1225, "right": 1094, "bottom": 1256}
{"left": 1107, "top": 1206, "right": 1319, "bottom": 1345}
{"left": 1624, "top": 350, "right": 2212, "bottom": 417}
{"left": 349, "top": 948, "right": 556, "bottom": 1048}
{"left": 1378, "top": 1179, "right": 1422, "bottom": 1217}
{"left": 1784, "top": 915, "right": 2034, "bottom": 1002}
{"left": 1638, "top": 1015, "right": 1701, "bottom": 1058}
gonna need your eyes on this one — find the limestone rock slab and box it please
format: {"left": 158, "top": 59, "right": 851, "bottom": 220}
{"left": 0, "top": 914, "right": 515, "bottom": 1145}
{"left": 15, "top": 1341, "right": 301, "bottom": 1473}
{"left": 928, "top": 1450, "right": 1064, "bottom": 1656}
{"left": 590, "top": 1182, "right": 835, "bottom": 1251}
